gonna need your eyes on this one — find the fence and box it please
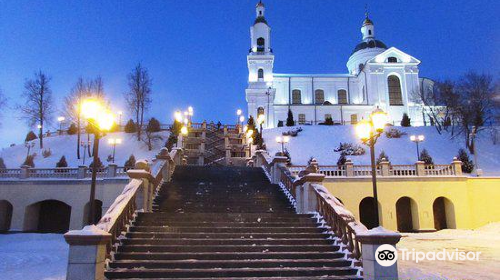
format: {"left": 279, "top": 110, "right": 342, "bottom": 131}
{"left": 0, "top": 165, "right": 129, "bottom": 180}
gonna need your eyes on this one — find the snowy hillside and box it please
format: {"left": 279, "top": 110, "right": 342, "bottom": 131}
{"left": 0, "top": 131, "right": 169, "bottom": 168}
{"left": 263, "top": 125, "right": 500, "bottom": 176}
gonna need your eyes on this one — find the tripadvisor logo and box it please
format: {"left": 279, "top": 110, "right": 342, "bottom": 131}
{"left": 375, "top": 244, "right": 398, "bottom": 267}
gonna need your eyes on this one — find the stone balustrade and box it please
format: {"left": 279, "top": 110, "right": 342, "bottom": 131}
{"left": 0, "top": 164, "right": 129, "bottom": 180}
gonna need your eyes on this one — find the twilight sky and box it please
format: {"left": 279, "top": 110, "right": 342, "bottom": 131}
{"left": 0, "top": 0, "right": 499, "bottom": 147}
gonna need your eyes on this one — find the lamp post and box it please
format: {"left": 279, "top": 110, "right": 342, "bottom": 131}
{"left": 355, "top": 107, "right": 388, "bottom": 228}
{"left": 24, "top": 141, "right": 35, "bottom": 158}
{"left": 410, "top": 135, "right": 425, "bottom": 161}
{"left": 237, "top": 109, "right": 242, "bottom": 124}
{"left": 257, "top": 114, "right": 265, "bottom": 133}
{"left": 239, "top": 115, "right": 245, "bottom": 127}
{"left": 180, "top": 125, "right": 188, "bottom": 149}
{"left": 276, "top": 135, "right": 290, "bottom": 155}
{"left": 246, "top": 129, "right": 254, "bottom": 156}
{"left": 108, "top": 138, "right": 122, "bottom": 163}
{"left": 81, "top": 99, "right": 115, "bottom": 225}
{"left": 57, "top": 116, "right": 65, "bottom": 135}
{"left": 117, "top": 111, "right": 123, "bottom": 130}
{"left": 80, "top": 140, "right": 91, "bottom": 165}
{"left": 188, "top": 106, "right": 194, "bottom": 123}
{"left": 265, "top": 86, "right": 272, "bottom": 127}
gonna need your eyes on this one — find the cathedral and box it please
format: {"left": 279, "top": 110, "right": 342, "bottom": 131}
{"left": 245, "top": 1, "right": 433, "bottom": 128}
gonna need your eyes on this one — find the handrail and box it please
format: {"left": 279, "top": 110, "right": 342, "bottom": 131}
{"left": 313, "top": 184, "right": 368, "bottom": 260}
{"left": 0, "top": 166, "right": 129, "bottom": 179}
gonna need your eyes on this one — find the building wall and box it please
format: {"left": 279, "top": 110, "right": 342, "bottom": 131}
{"left": 0, "top": 178, "right": 127, "bottom": 231}
{"left": 322, "top": 177, "right": 500, "bottom": 231}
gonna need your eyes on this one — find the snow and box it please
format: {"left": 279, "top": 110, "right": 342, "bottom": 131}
{"left": 65, "top": 225, "right": 109, "bottom": 236}
{"left": 0, "top": 131, "right": 169, "bottom": 168}
{"left": 263, "top": 125, "right": 500, "bottom": 176}
{"left": 398, "top": 223, "right": 500, "bottom": 280}
{"left": 0, "top": 233, "right": 68, "bottom": 280}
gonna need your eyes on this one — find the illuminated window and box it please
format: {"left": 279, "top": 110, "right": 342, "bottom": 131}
{"left": 258, "top": 69, "right": 264, "bottom": 79}
{"left": 292, "top": 89, "right": 302, "bottom": 104}
{"left": 388, "top": 75, "right": 403, "bottom": 105}
{"left": 314, "top": 89, "right": 324, "bottom": 105}
{"left": 338, "top": 89, "right": 348, "bottom": 104}
{"left": 257, "top": 107, "right": 264, "bottom": 116}
{"left": 298, "top": 114, "right": 306, "bottom": 124}
{"left": 351, "top": 114, "right": 358, "bottom": 124}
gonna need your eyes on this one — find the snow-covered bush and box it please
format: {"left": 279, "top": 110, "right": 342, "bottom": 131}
{"left": 42, "top": 148, "right": 52, "bottom": 158}
{"left": 457, "top": 148, "right": 474, "bottom": 173}
{"left": 25, "top": 131, "right": 37, "bottom": 142}
{"left": 124, "top": 119, "right": 137, "bottom": 133}
{"left": 334, "top": 142, "right": 365, "bottom": 156}
{"left": 124, "top": 155, "right": 136, "bottom": 171}
{"left": 22, "top": 155, "right": 35, "bottom": 168}
{"left": 376, "top": 151, "right": 389, "bottom": 165}
{"left": 319, "top": 117, "right": 334, "bottom": 125}
{"left": 336, "top": 153, "right": 346, "bottom": 168}
{"left": 106, "top": 154, "right": 114, "bottom": 163}
{"left": 67, "top": 123, "right": 78, "bottom": 135}
{"left": 165, "top": 134, "right": 177, "bottom": 150}
{"left": 147, "top": 118, "right": 161, "bottom": 132}
{"left": 282, "top": 127, "right": 302, "bottom": 137}
{"left": 420, "top": 149, "right": 434, "bottom": 165}
{"left": 0, "top": 157, "right": 6, "bottom": 169}
{"left": 286, "top": 109, "right": 295, "bottom": 127}
{"left": 385, "top": 128, "right": 406, "bottom": 139}
{"left": 56, "top": 156, "right": 68, "bottom": 168}
{"left": 89, "top": 157, "right": 104, "bottom": 171}
{"left": 277, "top": 120, "right": 283, "bottom": 127}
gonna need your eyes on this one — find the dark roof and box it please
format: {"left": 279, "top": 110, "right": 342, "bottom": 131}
{"left": 363, "top": 18, "right": 373, "bottom": 26}
{"left": 254, "top": 16, "right": 268, "bottom": 25}
{"left": 351, "top": 39, "right": 387, "bottom": 55}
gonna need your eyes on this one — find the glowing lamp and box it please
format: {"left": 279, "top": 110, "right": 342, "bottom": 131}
{"left": 246, "top": 129, "right": 254, "bottom": 138}
{"left": 283, "top": 136, "right": 290, "bottom": 143}
{"left": 355, "top": 119, "right": 371, "bottom": 141}
{"left": 174, "top": 111, "right": 183, "bottom": 123}
{"left": 371, "top": 108, "right": 388, "bottom": 132}
{"left": 81, "top": 99, "right": 101, "bottom": 120}
{"left": 237, "top": 109, "right": 242, "bottom": 116}
{"left": 257, "top": 114, "right": 265, "bottom": 124}
{"left": 239, "top": 116, "right": 245, "bottom": 123}
{"left": 57, "top": 116, "right": 65, "bottom": 122}
{"left": 180, "top": 126, "right": 188, "bottom": 135}
{"left": 276, "top": 136, "right": 282, "bottom": 143}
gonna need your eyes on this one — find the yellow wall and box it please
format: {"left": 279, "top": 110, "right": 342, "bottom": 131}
{"left": 323, "top": 177, "right": 500, "bottom": 231}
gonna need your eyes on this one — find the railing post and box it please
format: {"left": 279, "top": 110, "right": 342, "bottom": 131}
{"left": 128, "top": 160, "right": 153, "bottom": 212}
{"left": 64, "top": 225, "right": 111, "bottom": 280}
{"left": 156, "top": 147, "right": 172, "bottom": 182}
{"left": 271, "top": 157, "right": 288, "bottom": 184}
{"left": 107, "top": 164, "right": 117, "bottom": 178}
{"left": 295, "top": 174, "right": 325, "bottom": 214}
{"left": 452, "top": 157, "right": 463, "bottom": 176}
{"left": 345, "top": 159, "right": 354, "bottom": 177}
{"left": 78, "top": 166, "right": 87, "bottom": 179}
{"left": 20, "top": 165, "right": 30, "bottom": 179}
{"left": 415, "top": 161, "right": 425, "bottom": 176}
{"left": 254, "top": 150, "right": 263, "bottom": 167}
{"left": 380, "top": 159, "right": 390, "bottom": 176}
{"left": 357, "top": 228, "right": 402, "bottom": 280}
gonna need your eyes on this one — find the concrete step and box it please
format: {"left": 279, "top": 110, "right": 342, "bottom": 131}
{"left": 132, "top": 221, "right": 319, "bottom": 227}
{"left": 117, "top": 244, "right": 339, "bottom": 253}
{"left": 128, "top": 226, "right": 327, "bottom": 233}
{"left": 108, "top": 277, "right": 361, "bottom": 280}
{"left": 125, "top": 232, "right": 331, "bottom": 239}
{"left": 121, "top": 238, "right": 333, "bottom": 246}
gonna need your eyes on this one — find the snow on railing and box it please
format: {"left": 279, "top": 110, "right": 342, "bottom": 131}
{"left": 0, "top": 169, "right": 22, "bottom": 178}
{"left": 0, "top": 166, "right": 129, "bottom": 179}
{"left": 29, "top": 168, "right": 79, "bottom": 178}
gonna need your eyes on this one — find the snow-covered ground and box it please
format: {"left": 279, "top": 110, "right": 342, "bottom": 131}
{"left": 0, "top": 131, "right": 169, "bottom": 168}
{"left": 0, "top": 233, "right": 68, "bottom": 280}
{"left": 398, "top": 223, "right": 500, "bottom": 280}
{"left": 263, "top": 125, "right": 500, "bottom": 176}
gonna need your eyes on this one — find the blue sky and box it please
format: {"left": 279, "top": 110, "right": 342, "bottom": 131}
{"left": 0, "top": 0, "right": 499, "bottom": 146}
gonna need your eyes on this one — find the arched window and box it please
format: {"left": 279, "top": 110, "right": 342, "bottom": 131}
{"left": 257, "top": 37, "right": 265, "bottom": 52}
{"left": 388, "top": 57, "right": 398, "bottom": 63}
{"left": 292, "top": 89, "right": 301, "bottom": 104}
{"left": 388, "top": 75, "right": 403, "bottom": 105}
{"left": 257, "top": 107, "right": 264, "bottom": 116}
{"left": 314, "top": 89, "right": 324, "bottom": 105}
{"left": 368, "top": 30, "right": 372, "bottom": 35}
{"left": 258, "top": 69, "right": 264, "bottom": 79}
{"left": 338, "top": 89, "right": 348, "bottom": 104}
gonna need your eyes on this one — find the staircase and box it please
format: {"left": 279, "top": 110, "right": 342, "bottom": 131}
{"left": 105, "top": 166, "right": 361, "bottom": 280}
{"left": 204, "top": 125, "right": 226, "bottom": 166}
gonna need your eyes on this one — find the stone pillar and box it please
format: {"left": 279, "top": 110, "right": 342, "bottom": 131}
{"left": 271, "top": 157, "right": 288, "bottom": 184}
{"left": 64, "top": 225, "right": 111, "bottom": 280}
{"left": 345, "top": 159, "right": 354, "bottom": 177}
{"left": 415, "top": 161, "right": 425, "bottom": 176}
{"left": 357, "top": 228, "right": 402, "bottom": 280}
{"left": 20, "top": 165, "right": 30, "bottom": 179}
{"left": 452, "top": 157, "right": 462, "bottom": 176}
{"left": 107, "top": 164, "right": 117, "bottom": 178}
{"left": 380, "top": 159, "right": 390, "bottom": 176}
{"left": 78, "top": 166, "right": 87, "bottom": 179}
{"left": 177, "top": 135, "right": 184, "bottom": 149}
{"left": 128, "top": 161, "right": 153, "bottom": 212}
{"left": 295, "top": 173, "right": 325, "bottom": 214}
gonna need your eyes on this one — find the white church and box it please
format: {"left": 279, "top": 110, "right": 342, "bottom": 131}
{"left": 245, "top": 1, "right": 433, "bottom": 128}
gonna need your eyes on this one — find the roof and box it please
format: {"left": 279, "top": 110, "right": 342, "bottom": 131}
{"left": 363, "top": 17, "right": 373, "bottom": 26}
{"left": 254, "top": 16, "right": 268, "bottom": 25}
{"left": 256, "top": 1, "right": 264, "bottom": 8}
{"left": 351, "top": 39, "right": 387, "bottom": 55}
{"left": 273, "top": 73, "right": 354, "bottom": 78}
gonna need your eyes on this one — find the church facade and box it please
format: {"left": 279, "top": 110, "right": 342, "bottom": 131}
{"left": 245, "top": 1, "right": 433, "bottom": 128}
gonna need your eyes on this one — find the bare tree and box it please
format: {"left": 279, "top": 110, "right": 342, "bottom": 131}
{"left": 18, "top": 71, "right": 54, "bottom": 148}
{"left": 64, "top": 77, "right": 107, "bottom": 159}
{"left": 142, "top": 118, "right": 163, "bottom": 151}
{"left": 125, "top": 63, "right": 152, "bottom": 141}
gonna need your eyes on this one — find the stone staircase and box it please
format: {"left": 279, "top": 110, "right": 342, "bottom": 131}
{"left": 204, "top": 125, "right": 226, "bottom": 166}
{"left": 105, "top": 166, "right": 361, "bottom": 280}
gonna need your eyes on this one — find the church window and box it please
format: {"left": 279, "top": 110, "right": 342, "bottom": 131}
{"left": 388, "top": 57, "right": 398, "bottom": 63}
{"left": 292, "top": 89, "right": 302, "bottom": 104}
{"left": 369, "top": 30, "right": 372, "bottom": 35}
{"left": 259, "top": 11, "right": 262, "bottom": 16}
{"left": 298, "top": 114, "right": 306, "bottom": 124}
{"left": 350, "top": 114, "right": 358, "bottom": 125}
{"left": 338, "top": 89, "right": 348, "bottom": 104}
{"left": 388, "top": 75, "right": 403, "bottom": 105}
{"left": 314, "top": 89, "right": 324, "bottom": 104}
{"left": 258, "top": 69, "right": 264, "bottom": 79}
{"left": 257, "top": 107, "right": 265, "bottom": 117}
{"left": 257, "top": 37, "right": 265, "bottom": 52}
{"left": 325, "top": 114, "right": 332, "bottom": 120}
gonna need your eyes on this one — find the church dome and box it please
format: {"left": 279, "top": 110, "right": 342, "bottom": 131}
{"left": 254, "top": 16, "right": 268, "bottom": 25}
{"left": 351, "top": 39, "right": 387, "bottom": 55}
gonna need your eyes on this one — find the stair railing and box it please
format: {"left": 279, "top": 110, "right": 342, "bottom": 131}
{"left": 63, "top": 147, "right": 185, "bottom": 280}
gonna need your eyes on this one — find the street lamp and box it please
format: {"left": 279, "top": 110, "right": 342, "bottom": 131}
{"left": 80, "top": 140, "right": 91, "bottom": 165}
{"left": 257, "top": 114, "right": 265, "bottom": 133}
{"left": 117, "top": 111, "right": 123, "bottom": 130}
{"left": 24, "top": 141, "right": 35, "bottom": 158}
{"left": 239, "top": 115, "right": 245, "bottom": 126}
{"left": 188, "top": 106, "right": 194, "bottom": 122}
{"left": 108, "top": 138, "right": 122, "bottom": 163}
{"left": 276, "top": 135, "right": 290, "bottom": 155}
{"left": 81, "top": 98, "right": 115, "bottom": 225}
{"left": 57, "top": 116, "right": 65, "bottom": 135}
{"left": 355, "top": 107, "right": 388, "bottom": 228}
{"left": 410, "top": 135, "right": 425, "bottom": 161}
